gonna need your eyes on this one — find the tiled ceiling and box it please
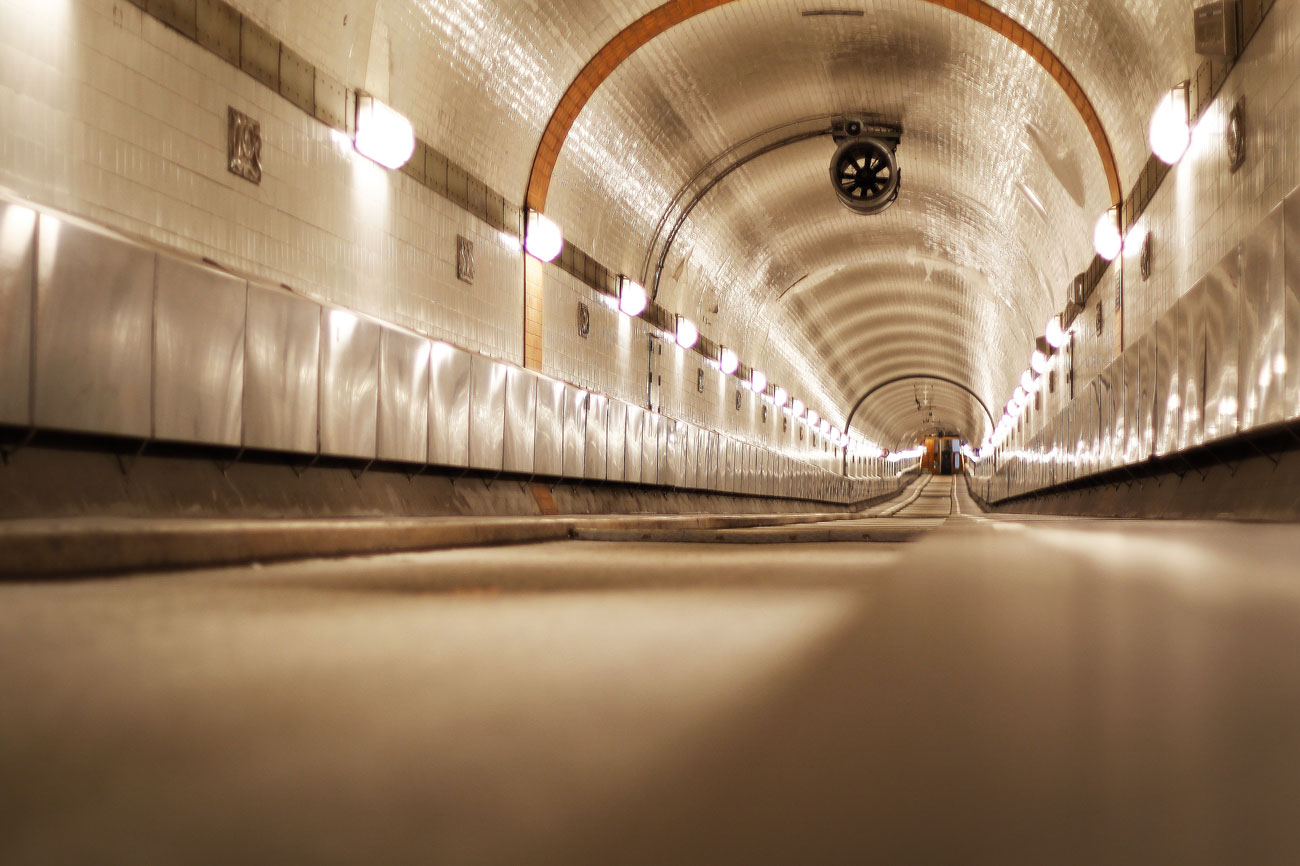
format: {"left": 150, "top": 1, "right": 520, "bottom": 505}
{"left": 232, "top": 0, "right": 1197, "bottom": 446}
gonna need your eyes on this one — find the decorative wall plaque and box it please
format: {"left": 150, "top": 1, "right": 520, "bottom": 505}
{"left": 1095, "top": 302, "right": 1104, "bottom": 337}
{"left": 227, "top": 107, "right": 262, "bottom": 185}
{"left": 761, "top": 405, "right": 768, "bottom": 423}
{"left": 696, "top": 367, "right": 704, "bottom": 392}
{"left": 1139, "top": 232, "right": 1154, "bottom": 281}
{"left": 734, "top": 389, "right": 742, "bottom": 410}
{"left": 456, "top": 236, "right": 475, "bottom": 284}
{"left": 577, "top": 302, "right": 590, "bottom": 338}
{"left": 1227, "top": 98, "right": 1246, "bottom": 173}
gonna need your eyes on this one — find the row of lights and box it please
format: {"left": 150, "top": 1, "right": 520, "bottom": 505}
{"left": 982, "top": 312, "right": 1071, "bottom": 456}
{"left": 984, "top": 84, "right": 1195, "bottom": 458}
{"left": 1091, "top": 82, "right": 1191, "bottom": 261}
{"left": 348, "top": 99, "right": 927, "bottom": 464}
{"left": 521, "top": 210, "right": 867, "bottom": 451}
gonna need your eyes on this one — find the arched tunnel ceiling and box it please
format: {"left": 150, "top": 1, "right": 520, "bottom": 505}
{"left": 225, "top": 0, "right": 1198, "bottom": 447}
{"left": 543, "top": 0, "right": 1118, "bottom": 445}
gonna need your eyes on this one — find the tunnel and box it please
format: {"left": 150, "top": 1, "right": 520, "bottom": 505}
{"left": 2, "top": 0, "right": 1300, "bottom": 862}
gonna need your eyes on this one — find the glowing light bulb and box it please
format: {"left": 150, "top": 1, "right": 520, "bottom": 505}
{"left": 525, "top": 211, "right": 564, "bottom": 263}
{"left": 618, "top": 278, "right": 647, "bottom": 317}
{"left": 675, "top": 316, "right": 698, "bottom": 349}
{"left": 1093, "top": 209, "right": 1121, "bottom": 261}
{"left": 1031, "top": 350, "right": 1049, "bottom": 375}
{"left": 751, "top": 369, "right": 767, "bottom": 393}
{"left": 1149, "top": 84, "right": 1191, "bottom": 165}
{"left": 719, "top": 347, "right": 739, "bottom": 375}
{"left": 1045, "top": 315, "right": 1068, "bottom": 349}
{"left": 773, "top": 387, "right": 788, "bottom": 408}
{"left": 354, "top": 95, "right": 416, "bottom": 169}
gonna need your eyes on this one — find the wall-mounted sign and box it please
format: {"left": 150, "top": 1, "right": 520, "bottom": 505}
{"left": 227, "top": 107, "right": 262, "bottom": 185}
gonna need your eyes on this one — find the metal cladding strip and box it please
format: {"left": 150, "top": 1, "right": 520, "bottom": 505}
{"left": 525, "top": 0, "right": 1122, "bottom": 213}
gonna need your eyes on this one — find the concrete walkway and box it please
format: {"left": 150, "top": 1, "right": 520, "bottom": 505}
{"left": 4, "top": 480, "right": 1300, "bottom": 864}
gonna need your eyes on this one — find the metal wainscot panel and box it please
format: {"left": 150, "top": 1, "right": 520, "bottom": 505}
{"left": 0, "top": 202, "right": 36, "bottom": 426}
{"left": 1239, "top": 206, "right": 1285, "bottom": 430}
{"left": 606, "top": 399, "right": 626, "bottom": 482}
{"left": 584, "top": 392, "right": 607, "bottom": 480}
{"left": 468, "top": 356, "right": 507, "bottom": 471}
{"left": 319, "top": 308, "right": 380, "bottom": 459}
{"left": 533, "top": 377, "right": 565, "bottom": 477}
{"left": 624, "top": 404, "right": 643, "bottom": 483}
{"left": 377, "top": 328, "right": 431, "bottom": 464}
{"left": 429, "top": 342, "right": 471, "bottom": 467}
{"left": 153, "top": 255, "right": 245, "bottom": 447}
{"left": 1286, "top": 188, "right": 1300, "bottom": 420}
{"left": 641, "top": 413, "right": 659, "bottom": 485}
{"left": 1204, "top": 250, "right": 1241, "bottom": 442}
{"left": 244, "top": 285, "right": 321, "bottom": 453}
{"left": 34, "top": 214, "right": 154, "bottom": 438}
{"left": 1153, "top": 309, "right": 1179, "bottom": 456}
{"left": 503, "top": 366, "right": 538, "bottom": 475}
{"left": 562, "top": 385, "right": 587, "bottom": 478}
{"left": 1176, "top": 283, "right": 1205, "bottom": 450}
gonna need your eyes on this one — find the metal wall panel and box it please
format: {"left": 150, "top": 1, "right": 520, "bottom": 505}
{"left": 533, "top": 377, "right": 565, "bottom": 477}
{"left": 468, "top": 356, "right": 506, "bottom": 471}
{"left": 1286, "top": 189, "right": 1300, "bottom": 420}
{"left": 1137, "top": 333, "right": 1155, "bottom": 458}
{"left": 429, "top": 341, "right": 471, "bottom": 467}
{"left": 0, "top": 203, "right": 35, "bottom": 426}
{"left": 319, "top": 308, "right": 380, "bottom": 459}
{"left": 504, "top": 366, "right": 538, "bottom": 475}
{"left": 153, "top": 256, "right": 245, "bottom": 446}
{"left": 377, "top": 328, "right": 430, "bottom": 464}
{"left": 1204, "top": 252, "right": 1240, "bottom": 442}
{"left": 1239, "top": 206, "right": 1285, "bottom": 430}
{"left": 243, "top": 285, "right": 320, "bottom": 453}
{"left": 606, "top": 399, "right": 626, "bottom": 482}
{"left": 1122, "top": 347, "right": 1140, "bottom": 463}
{"left": 1096, "top": 364, "right": 1115, "bottom": 470}
{"left": 1176, "top": 285, "right": 1205, "bottom": 450}
{"left": 624, "top": 404, "right": 644, "bottom": 483}
{"left": 641, "top": 413, "right": 659, "bottom": 485}
{"left": 562, "top": 385, "right": 587, "bottom": 478}
{"left": 34, "top": 215, "right": 154, "bottom": 438}
{"left": 584, "top": 392, "right": 608, "bottom": 480}
{"left": 1154, "top": 311, "right": 1178, "bottom": 455}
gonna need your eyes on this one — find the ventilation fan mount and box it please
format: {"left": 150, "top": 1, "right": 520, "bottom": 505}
{"left": 830, "top": 115, "right": 902, "bottom": 215}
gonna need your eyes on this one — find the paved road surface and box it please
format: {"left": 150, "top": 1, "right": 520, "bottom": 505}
{"left": 3, "top": 476, "right": 1300, "bottom": 865}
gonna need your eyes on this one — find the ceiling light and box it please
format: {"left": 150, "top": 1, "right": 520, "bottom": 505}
{"left": 719, "top": 347, "right": 739, "bottom": 375}
{"left": 1149, "top": 82, "right": 1191, "bottom": 165}
{"left": 791, "top": 398, "right": 805, "bottom": 417}
{"left": 618, "top": 277, "right": 647, "bottom": 317}
{"left": 808, "top": 409, "right": 820, "bottom": 426}
{"left": 354, "top": 94, "right": 416, "bottom": 169}
{"left": 525, "top": 211, "right": 564, "bottom": 263}
{"left": 751, "top": 369, "right": 767, "bottom": 393}
{"left": 1013, "top": 385, "right": 1027, "bottom": 406}
{"left": 1045, "top": 314, "right": 1068, "bottom": 349}
{"left": 1020, "top": 370, "right": 1036, "bottom": 393}
{"left": 675, "top": 315, "right": 698, "bottom": 349}
{"left": 1030, "top": 350, "right": 1049, "bottom": 375}
{"left": 1093, "top": 208, "right": 1121, "bottom": 261}
{"left": 774, "top": 387, "right": 788, "bottom": 408}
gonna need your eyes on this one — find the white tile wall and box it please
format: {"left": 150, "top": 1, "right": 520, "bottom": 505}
{"left": 0, "top": 0, "right": 522, "bottom": 364}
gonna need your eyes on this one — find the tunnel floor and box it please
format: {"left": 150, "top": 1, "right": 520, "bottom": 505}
{"left": 3, "top": 478, "right": 1300, "bottom": 865}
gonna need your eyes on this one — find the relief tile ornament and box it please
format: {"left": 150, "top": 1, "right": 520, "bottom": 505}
{"left": 227, "top": 107, "right": 262, "bottom": 185}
